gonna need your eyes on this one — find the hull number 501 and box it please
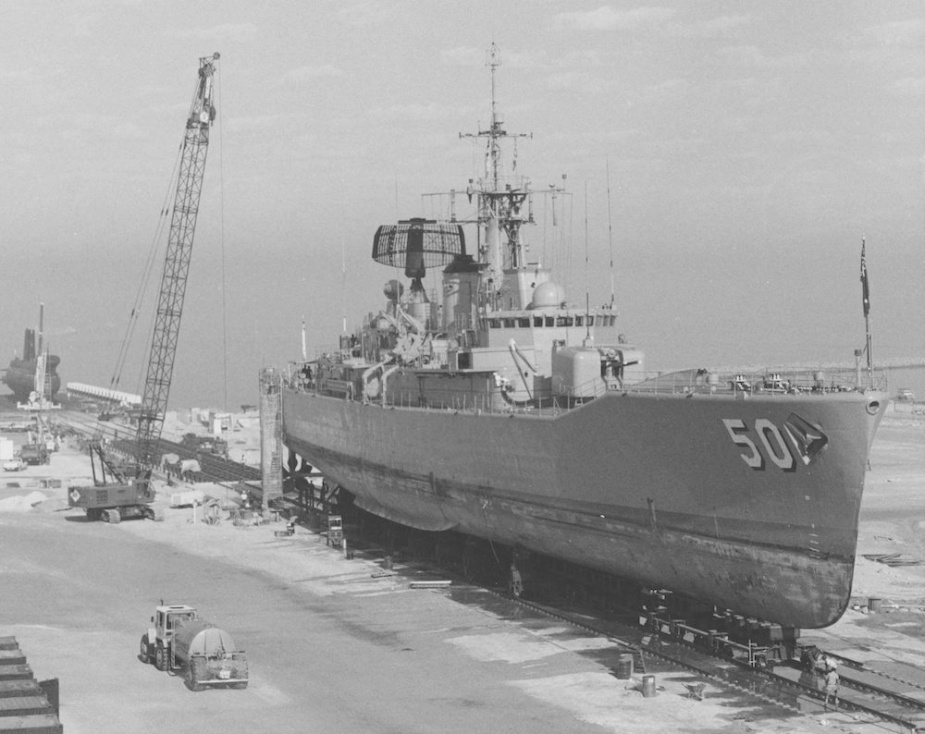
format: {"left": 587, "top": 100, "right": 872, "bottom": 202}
{"left": 723, "top": 415, "right": 828, "bottom": 471}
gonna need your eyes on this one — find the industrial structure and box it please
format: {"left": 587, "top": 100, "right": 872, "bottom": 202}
{"left": 66, "top": 382, "right": 142, "bottom": 408}
{"left": 69, "top": 52, "right": 220, "bottom": 522}
{"left": 258, "top": 367, "right": 284, "bottom": 513}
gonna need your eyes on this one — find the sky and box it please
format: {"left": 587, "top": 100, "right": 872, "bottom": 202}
{"left": 1, "top": 1, "right": 923, "bottom": 411}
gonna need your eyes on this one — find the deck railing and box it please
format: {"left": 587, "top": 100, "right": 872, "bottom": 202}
{"left": 284, "top": 362, "right": 887, "bottom": 417}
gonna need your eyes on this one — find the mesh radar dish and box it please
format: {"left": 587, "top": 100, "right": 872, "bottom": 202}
{"left": 372, "top": 218, "right": 465, "bottom": 280}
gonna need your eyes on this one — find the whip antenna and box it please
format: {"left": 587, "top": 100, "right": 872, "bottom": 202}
{"left": 606, "top": 156, "right": 615, "bottom": 308}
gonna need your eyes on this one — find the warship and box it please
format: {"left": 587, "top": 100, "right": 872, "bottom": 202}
{"left": 281, "top": 46, "right": 887, "bottom": 629}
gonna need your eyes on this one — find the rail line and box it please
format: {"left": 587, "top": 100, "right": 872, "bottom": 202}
{"left": 331, "top": 509, "right": 925, "bottom": 733}
{"left": 576, "top": 606, "right": 925, "bottom": 732}
{"left": 54, "top": 410, "right": 260, "bottom": 485}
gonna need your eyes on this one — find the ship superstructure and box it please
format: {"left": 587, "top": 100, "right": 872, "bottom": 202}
{"left": 281, "top": 45, "right": 887, "bottom": 629}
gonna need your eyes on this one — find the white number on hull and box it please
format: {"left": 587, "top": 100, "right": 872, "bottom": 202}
{"left": 754, "top": 418, "right": 795, "bottom": 471}
{"left": 722, "top": 419, "right": 764, "bottom": 469}
{"left": 724, "top": 415, "right": 829, "bottom": 470}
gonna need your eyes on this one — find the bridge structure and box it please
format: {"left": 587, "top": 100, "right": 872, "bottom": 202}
{"left": 66, "top": 381, "right": 142, "bottom": 407}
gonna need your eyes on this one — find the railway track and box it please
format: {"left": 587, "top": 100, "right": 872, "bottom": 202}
{"left": 336, "top": 510, "right": 925, "bottom": 733}
{"left": 523, "top": 599, "right": 925, "bottom": 732}
{"left": 54, "top": 410, "right": 260, "bottom": 485}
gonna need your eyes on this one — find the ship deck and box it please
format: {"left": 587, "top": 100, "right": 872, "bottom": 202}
{"left": 287, "top": 364, "right": 885, "bottom": 418}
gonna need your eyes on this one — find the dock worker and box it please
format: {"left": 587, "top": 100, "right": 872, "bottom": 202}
{"left": 823, "top": 664, "right": 839, "bottom": 711}
{"left": 510, "top": 563, "right": 523, "bottom": 598}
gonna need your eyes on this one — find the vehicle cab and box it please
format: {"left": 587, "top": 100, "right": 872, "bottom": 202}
{"left": 152, "top": 604, "right": 198, "bottom": 645}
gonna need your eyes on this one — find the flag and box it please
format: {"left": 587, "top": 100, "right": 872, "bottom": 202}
{"left": 860, "top": 239, "right": 870, "bottom": 318}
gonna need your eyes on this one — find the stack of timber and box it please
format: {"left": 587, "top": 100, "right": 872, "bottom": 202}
{"left": 0, "top": 637, "right": 62, "bottom": 734}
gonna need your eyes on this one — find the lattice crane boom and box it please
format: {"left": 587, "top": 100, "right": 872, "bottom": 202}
{"left": 135, "top": 53, "right": 220, "bottom": 475}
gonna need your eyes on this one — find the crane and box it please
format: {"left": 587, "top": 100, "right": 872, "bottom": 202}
{"left": 69, "top": 53, "right": 220, "bottom": 522}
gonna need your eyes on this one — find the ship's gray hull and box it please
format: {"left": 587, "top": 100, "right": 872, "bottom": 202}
{"left": 282, "top": 385, "right": 886, "bottom": 628}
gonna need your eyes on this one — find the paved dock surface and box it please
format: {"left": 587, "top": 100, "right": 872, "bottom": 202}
{"left": 1, "top": 405, "right": 923, "bottom": 733}
{"left": 1, "top": 505, "right": 817, "bottom": 734}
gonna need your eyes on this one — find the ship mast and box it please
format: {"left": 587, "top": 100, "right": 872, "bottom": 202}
{"left": 460, "top": 44, "right": 534, "bottom": 308}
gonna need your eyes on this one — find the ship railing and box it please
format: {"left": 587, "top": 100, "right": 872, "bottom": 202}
{"left": 624, "top": 367, "right": 888, "bottom": 397}
{"left": 283, "top": 363, "right": 888, "bottom": 416}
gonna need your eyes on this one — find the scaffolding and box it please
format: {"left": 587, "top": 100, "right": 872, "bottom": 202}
{"left": 259, "top": 367, "right": 284, "bottom": 512}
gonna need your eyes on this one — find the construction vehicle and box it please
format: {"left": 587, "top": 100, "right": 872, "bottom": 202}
{"left": 69, "top": 441, "right": 161, "bottom": 522}
{"left": 139, "top": 604, "right": 248, "bottom": 691}
{"left": 19, "top": 417, "right": 55, "bottom": 466}
{"left": 68, "top": 53, "right": 219, "bottom": 523}
{"left": 180, "top": 432, "right": 228, "bottom": 458}
{"left": 20, "top": 442, "right": 49, "bottom": 466}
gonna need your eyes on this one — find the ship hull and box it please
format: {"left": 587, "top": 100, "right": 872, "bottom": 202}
{"left": 2, "top": 360, "right": 61, "bottom": 403}
{"left": 282, "top": 385, "right": 886, "bottom": 628}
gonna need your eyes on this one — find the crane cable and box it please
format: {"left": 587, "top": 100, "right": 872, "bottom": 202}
{"left": 216, "top": 69, "right": 228, "bottom": 411}
{"left": 108, "top": 133, "right": 184, "bottom": 395}
{"left": 109, "top": 69, "right": 206, "bottom": 399}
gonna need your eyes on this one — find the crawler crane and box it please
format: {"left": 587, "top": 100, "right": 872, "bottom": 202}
{"left": 69, "top": 53, "right": 220, "bottom": 522}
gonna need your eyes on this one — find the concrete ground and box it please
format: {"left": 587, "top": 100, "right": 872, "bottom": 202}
{"left": 0, "top": 405, "right": 923, "bottom": 733}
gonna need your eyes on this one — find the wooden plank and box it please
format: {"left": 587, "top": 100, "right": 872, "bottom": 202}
{"left": 0, "top": 713, "right": 63, "bottom": 733}
{"left": 0, "top": 696, "right": 53, "bottom": 717}
{"left": 0, "top": 652, "right": 26, "bottom": 668}
{"left": 0, "top": 681, "right": 42, "bottom": 699}
{"left": 0, "top": 666, "right": 32, "bottom": 682}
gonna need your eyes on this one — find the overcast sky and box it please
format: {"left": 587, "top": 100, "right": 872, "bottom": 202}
{"left": 1, "top": 1, "right": 923, "bottom": 410}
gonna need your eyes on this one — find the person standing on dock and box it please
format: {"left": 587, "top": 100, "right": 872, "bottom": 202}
{"left": 509, "top": 563, "right": 523, "bottom": 598}
{"left": 823, "top": 664, "right": 839, "bottom": 711}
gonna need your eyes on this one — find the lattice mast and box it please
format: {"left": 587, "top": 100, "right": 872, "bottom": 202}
{"left": 135, "top": 53, "right": 220, "bottom": 472}
{"left": 454, "top": 43, "right": 569, "bottom": 313}
{"left": 459, "top": 44, "right": 534, "bottom": 296}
